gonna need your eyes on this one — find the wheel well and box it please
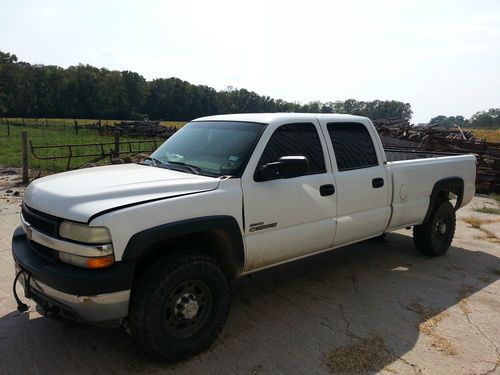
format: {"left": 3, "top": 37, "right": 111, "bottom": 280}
{"left": 423, "top": 177, "right": 464, "bottom": 224}
{"left": 134, "top": 230, "right": 240, "bottom": 280}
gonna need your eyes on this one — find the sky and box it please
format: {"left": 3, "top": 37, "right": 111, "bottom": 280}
{"left": 1, "top": 0, "right": 499, "bottom": 123}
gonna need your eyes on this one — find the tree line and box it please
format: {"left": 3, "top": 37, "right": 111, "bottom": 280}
{"left": 430, "top": 108, "right": 500, "bottom": 129}
{"left": 0, "top": 51, "right": 413, "bottom": 122}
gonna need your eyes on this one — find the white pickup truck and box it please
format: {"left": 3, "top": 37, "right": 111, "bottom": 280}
{"left": 12, "top": 113, "right": 476, "bottom": 360}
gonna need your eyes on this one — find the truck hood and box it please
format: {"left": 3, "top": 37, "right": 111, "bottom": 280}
{"left": 24, "top": 164, "right": 220, "bottom": 223}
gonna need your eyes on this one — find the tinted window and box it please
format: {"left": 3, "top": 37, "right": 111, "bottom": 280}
{"left": 257, "top": 123, "right": 326, "bottom": 173}
{"left": 327, "top": 122, "right": 378, "bottom": 171}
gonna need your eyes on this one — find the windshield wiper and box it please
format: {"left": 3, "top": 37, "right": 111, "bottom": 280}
{"left": 142, "top": 156, "right": 163, "bottom": 167}
{"left": 166, "top": 161, "right": 201, "bottom": 175}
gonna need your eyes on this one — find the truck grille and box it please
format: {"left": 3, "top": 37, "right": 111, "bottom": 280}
{"left": 31, "top": 241, "right": 59, "bottom": 261}
{"left": 21, "top": 205, "right": 60, "bottom": 237}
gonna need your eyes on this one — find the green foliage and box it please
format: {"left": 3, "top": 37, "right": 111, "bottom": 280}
{"left": 429, "top": 115, "right": 469, "bottom": 128}
{"left": 0, "top": 51, "right": 17, "bottom": 64}
{"left": 469, "top": 108, "right": 500, "bottom": 129}
{"left": 330, "top": 99, "right": 413, "bottom": 121}
{"left": 0, "top": 50, "right": 413, "bottom": 121}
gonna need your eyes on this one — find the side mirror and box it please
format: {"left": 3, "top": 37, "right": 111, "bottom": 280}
{"left": 254, "top": 156, "right": 310, "bottom": 182}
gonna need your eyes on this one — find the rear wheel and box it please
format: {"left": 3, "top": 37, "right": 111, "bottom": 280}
{"left": 129, "top": 253, "right": 230, "bottom": 361}
{"left": 413, "top": 200, "right": 455, "bottom": 256}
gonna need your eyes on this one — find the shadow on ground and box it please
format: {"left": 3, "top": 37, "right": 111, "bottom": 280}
{"left": 1, "top": 232, "right": 499, "bottom": 375}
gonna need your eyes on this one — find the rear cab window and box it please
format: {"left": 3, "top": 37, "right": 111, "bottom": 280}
{"left": 327, "top": 122, "right": 379, "bottom": 171}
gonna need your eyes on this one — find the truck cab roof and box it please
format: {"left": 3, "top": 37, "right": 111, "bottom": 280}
{"left": 193, "top": 113, "right": 369, "bottom": 124}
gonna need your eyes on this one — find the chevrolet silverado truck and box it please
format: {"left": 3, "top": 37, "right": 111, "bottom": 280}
{"left": 12, "top": 113, "right": 476, "bottom": 360}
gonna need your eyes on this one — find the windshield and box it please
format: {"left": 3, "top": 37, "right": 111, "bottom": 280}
{"left": 149, "top": 121, "right": 265, "bottom": 177}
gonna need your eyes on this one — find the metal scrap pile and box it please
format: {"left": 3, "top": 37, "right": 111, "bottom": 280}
{"left": 373, "top": 117, "right": 500, "bottom": 193}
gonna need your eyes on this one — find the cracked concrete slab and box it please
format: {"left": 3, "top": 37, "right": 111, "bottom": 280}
{"left": 0, "top": 172, "right": 499, "bottom": 374}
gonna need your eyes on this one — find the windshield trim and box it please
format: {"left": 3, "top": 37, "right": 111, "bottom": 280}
{"left": 229, "top": 121, "right": 268, "bottom": 178}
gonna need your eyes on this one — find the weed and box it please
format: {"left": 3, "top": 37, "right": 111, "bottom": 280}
{"left": 462, "top": 216, "right": 490, "bottom": 229}
{"left": 407, "top": 302, "right": 456, "bottom": 356}
{"left": 473, "top": 207, "right": 500, "bottom": 215}
{"left": 323, "top": 335, "right": 392, "bottom": 375}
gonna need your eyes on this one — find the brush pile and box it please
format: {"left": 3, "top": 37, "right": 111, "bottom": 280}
{"left": 373, "top": 118, "right": 476, "bottom": 143}
{"left": 79, "top": 120, "right": 177, "bottom": 138}
{"left": 111, "top": 121, "right": 177, "bottom": 138}
{"left": 373, "top": 117, "right": 500, "bottom": 193}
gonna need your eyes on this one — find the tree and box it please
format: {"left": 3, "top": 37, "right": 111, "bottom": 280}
{"left": 429, "top": 115, "right": 469, "bottom": 128}
{"left": 0, "top": 51, "right": 17, "bottom": 64}
{"left": 469, "top": 108, "right": 500, "bottom": 129}
{"left": 121, "top": 71, "right": 146, "bottom": 118}
{"left": 0, "top": 49, "right": 415, "bottom": 121}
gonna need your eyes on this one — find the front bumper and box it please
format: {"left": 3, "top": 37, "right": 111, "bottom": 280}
{"left": 12, "top": 226, "right": 135, "bottom": 324}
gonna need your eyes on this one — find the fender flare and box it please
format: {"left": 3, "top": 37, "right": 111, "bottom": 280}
{"left": 422, "top": 177, "right": 464, "bottom": 224}
{"left": 122, "top": 215, "right": 245, "bottom": 276}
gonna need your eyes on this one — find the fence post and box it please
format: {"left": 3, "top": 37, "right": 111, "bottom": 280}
{"left": 22, "top": 131, "right": 29, "bottom": 183}
{"left": 74, "top": 120, "right": 78, "bottom": 135}
{"left": 7, "top": 120, "right": 10, "bottom": 136}
{"left": 98, "top": 119, "right": 102, "bottom": 136}
{"left": 114, "top": 131, "right": 120, "bottom": 158}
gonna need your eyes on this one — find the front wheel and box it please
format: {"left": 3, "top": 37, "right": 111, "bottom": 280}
{"left": 413, "top": 200, "right": 456, "bottom": 256}
{"left": 129, "top": 253, "right": 230, "bottom": 361}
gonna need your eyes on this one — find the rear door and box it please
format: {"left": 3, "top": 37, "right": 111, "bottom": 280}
{"left": 241, "top": 119, "right": 337, "bottom": 271}
{"left": 319, "top": 120, "right": 391, "bottom": 246}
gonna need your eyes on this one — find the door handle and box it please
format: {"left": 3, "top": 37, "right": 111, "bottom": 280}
{"left": 320, "top": 184, "right": 335, "bottom": 196}
{"left": 372, "top": 178, "right": 384, "bottom": 188}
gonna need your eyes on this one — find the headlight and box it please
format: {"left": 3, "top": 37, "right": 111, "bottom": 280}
{"left": 59, "top": 221, "right": 112, "bottom": 244}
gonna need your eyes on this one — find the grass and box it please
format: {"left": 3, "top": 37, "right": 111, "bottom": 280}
{"left": 462, "top": 216, "right": 491, "bottom": 229}
{"left": 473, "top": 207, "right": 500, "bottom": 215}
{"left": 407, "top": 302, "right": 456, "bottom": 356}
{"left": 467, "top": 128, "right": 500, "bottom": 143}
{"left": 0, "top": 117, "right": 188, "bottom": 173}
{"left": 462, "top": 215, "right": 500, "bottom": 243}
{"left": 0, "top": 124, "right": 160, "bottom": 172}
{"left": 323, "top": 335, "right": 392, "bottom": 374}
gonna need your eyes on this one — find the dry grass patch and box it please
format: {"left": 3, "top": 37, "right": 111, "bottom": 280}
{"left": 473, "top": 207, "right": 500, "bottom": 215}
{"left": 474, "top": 229, "right": 500, "bottom": 243}
{"left": 407, "top": 302, "right": 457, "bottom": 356}
{"left": 457, "top": 286, "right": 477, "bottom": 316}
{"left": 461, "top": 216, "right": 498, "bottom": 228}
{"left": 480, "top": 228, "right": 499, "bottom": 239}
{"left": 323, "top": 335, "right": 392, "bottom": 375}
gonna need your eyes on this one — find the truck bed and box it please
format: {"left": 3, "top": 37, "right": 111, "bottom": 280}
{"left": 383, "top": 148, "right": 476, "bottom": 231}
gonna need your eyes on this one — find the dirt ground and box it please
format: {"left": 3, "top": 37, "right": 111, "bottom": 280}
{"left": 0, "top": 168, "right": 499, "bottom": 375}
